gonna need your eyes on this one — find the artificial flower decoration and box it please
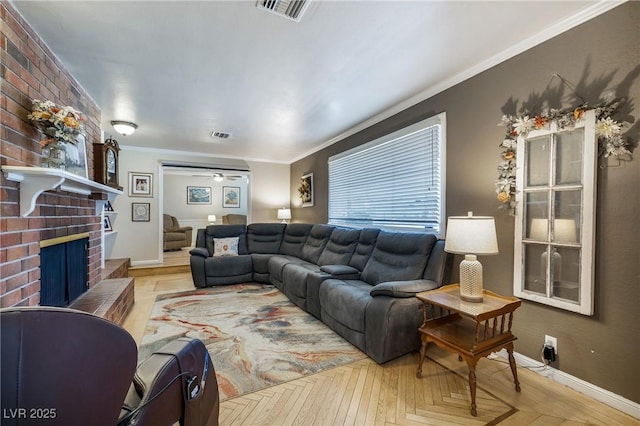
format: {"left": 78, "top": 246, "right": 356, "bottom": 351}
{"left": 27, "top": 99, "right": 85, "bottom": 147}
{"left": 496, "top": 99, "right": 633, "bottom": 214}
{"left": 297, "top": 177, "right": 311, "bottom": 202}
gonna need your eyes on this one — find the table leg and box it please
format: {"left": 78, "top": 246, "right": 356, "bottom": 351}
{"left": 416, "top": 340, "right": 427, "bottom": 379}
{"left": 467, "top": 359, "right": 478, "bottom": 417}
{"left": 506, "top": 344, "right": 521, "bottom": 392}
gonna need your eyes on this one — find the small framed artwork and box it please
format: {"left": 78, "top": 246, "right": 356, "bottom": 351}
{"left": 223, "top": 186, "right": 240, "bottom": 208}
{"left": 103, "top": 215, "right": 113, "bottom": 231}
{"left": 129, "top": 172, "right": 153, "bottom": 197}
{"left": 187, "top": 186, "right": 211, "bottom": 205}
{"left": 103, "top": 201, "right": 114, "bottom": 212}
{"left": 299, "top": 173, "right": 314, "bottom": 207}
{"left": 132, "top": 202, "right": 150, "bottom": 222}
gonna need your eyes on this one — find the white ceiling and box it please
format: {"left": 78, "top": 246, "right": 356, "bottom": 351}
{"left": 11, "top": 1, "right": 619, "bottom": 163}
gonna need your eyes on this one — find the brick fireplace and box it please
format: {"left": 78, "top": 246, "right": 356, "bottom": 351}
{"left": 1, "top": 2, "right": 103, "bottom": 308}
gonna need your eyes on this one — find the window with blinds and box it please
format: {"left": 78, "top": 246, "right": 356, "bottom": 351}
{"left": 328, "top": 113, "right": 446, "bottom": 236}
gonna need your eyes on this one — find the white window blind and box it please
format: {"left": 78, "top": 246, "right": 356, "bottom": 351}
{"left": 328, "top": 113, "right": 445, "bottom": 235}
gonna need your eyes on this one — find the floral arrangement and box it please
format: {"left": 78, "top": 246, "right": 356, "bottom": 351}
{"left": 297, "top": 177, "right": 311, "bottom": 202}
{"left": 27, "top": 99, "right": 85, "bottom": 147}
{"left": 496, "top": 99, "right": 633, "bottom": 214}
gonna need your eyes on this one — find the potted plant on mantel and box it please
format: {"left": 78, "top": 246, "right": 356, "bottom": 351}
{"left": 27, "top": 99, "right": 85, "bottom": 170}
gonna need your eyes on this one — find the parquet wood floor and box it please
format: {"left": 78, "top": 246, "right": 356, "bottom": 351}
{"left": 122, "top": 267, "right": 638, "bottom": 426}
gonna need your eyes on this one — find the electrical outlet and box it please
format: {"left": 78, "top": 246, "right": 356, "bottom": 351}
{"left": 544, "top": 335, "right": 557, "bottom": 355}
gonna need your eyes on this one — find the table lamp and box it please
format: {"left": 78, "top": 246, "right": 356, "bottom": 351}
{"left": 207, "top": 214, "right": 217, "bottom": 224}
{"left": 277, "top": 208, "right": 291, "bottom": 223}
{"left": 444, "top": 212, "right": 499, "bottom": 302}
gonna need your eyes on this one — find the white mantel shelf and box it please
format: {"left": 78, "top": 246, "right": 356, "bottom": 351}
{"left": 2, "top": 166, "right": 123, "bottom": 217}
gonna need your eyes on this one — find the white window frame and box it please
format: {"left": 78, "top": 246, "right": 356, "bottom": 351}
{"left": 513, "top": 110, "right": 597, "bottom": 315}
{"left": 328, "top": 112, "right": 446, "bottom": 237}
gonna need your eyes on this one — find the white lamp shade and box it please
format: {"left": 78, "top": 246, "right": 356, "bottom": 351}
{"left": 207, "top": 214, "right": 217, "bottom": 223}
{"left": 444, "top": 213, "right": 498, "bottom": 255}
{"left": 111, "top": 120, "right": 137, "bottom": 136}
{"left": 277, "top": 208, "right": 292, "bottom": 220}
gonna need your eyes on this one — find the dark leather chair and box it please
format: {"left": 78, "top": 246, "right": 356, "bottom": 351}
{"left": 1, "top": 307, "right": 219, "bottom": 426}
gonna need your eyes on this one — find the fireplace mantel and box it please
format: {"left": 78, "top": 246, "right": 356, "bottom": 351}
{"left": 2, "top": 166, "right": 123, "bottom": 216}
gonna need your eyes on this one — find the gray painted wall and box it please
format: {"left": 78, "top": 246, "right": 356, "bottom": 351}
{"left": 290, "top": 3, "right": 640, "bottom": 403}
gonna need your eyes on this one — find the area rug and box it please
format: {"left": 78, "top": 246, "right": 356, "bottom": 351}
{"left": 139, "top": 284, "right": 367, "bottom": 401}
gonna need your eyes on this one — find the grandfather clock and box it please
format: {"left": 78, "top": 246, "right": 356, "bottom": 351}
{"left": 93, "top": 137, "right": 122, "bottom": 190}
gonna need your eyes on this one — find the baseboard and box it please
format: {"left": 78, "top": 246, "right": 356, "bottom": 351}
{"left": 129, "top": 259, "right": 162, "bottom": 267}
{"left": 492, "top": 349, "right": 640, "bottom": 419}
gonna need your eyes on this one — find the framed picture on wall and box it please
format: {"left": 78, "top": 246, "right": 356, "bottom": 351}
{"left": 299, "top": 173, "right": 314, "bottom": 207}
{"left": 60, "top": 133, "right": 89, "bottom": 179}
{"left": 129, "top": 172, "right": 153, "bottom": 197}
{"left": 187, "top": 186, "right": 211, "bottom": 205}
{"left": 132, "top": 202, "right": 150, "bottom": 222}
{"left": 223, "top": 186, "right": 240, "bottom": 208}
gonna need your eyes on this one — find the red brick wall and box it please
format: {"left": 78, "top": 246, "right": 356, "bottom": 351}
{"left": 1, "top": 2, "right": 103, "bottom": 307}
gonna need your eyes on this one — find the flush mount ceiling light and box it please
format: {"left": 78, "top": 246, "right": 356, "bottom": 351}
{"left": 111, "top": 120, "right": 138, "bottom": 136}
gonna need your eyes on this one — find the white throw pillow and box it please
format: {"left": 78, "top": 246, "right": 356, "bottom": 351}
{"left": 213, "top": 237, "right": 239, "bottom": 257}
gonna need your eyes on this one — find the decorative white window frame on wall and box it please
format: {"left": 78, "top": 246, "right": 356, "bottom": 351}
{"left": 328, "top": 112, "right": 446, "bottom": 236}
{"left": 513, "top": 109, "right": 597, "bottom": 315}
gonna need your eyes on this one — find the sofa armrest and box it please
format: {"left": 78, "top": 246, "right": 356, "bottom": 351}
{"left": 320, "top": 264, "right": 360, "bottom": 276}
{"left": 189, "top": 247, "right": 209, "bottom": 258}
{"left": 370, "top": 279, "right": 440, "bottom": 298}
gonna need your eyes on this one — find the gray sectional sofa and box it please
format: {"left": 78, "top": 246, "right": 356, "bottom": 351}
{"left": 189, "top": 223, "right": 452, "bottom": 364}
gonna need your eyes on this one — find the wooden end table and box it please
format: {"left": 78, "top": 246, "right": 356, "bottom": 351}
{"left": 416, "top": 284, "right": 522, "bottom": 416}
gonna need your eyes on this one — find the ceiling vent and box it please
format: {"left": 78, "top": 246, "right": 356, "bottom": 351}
{"left": 256, "top": 0, "right": 310, "bottom": 22}
{"left": 211, "top": 131, "right": 231, "bottom": 139}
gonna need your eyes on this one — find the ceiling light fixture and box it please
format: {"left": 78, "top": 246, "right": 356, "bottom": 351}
{"left": 111, "top": 120, "right": 138, "bottom": 136}
{"left": 213, "top": 173, "right": 224, "bottom": 182}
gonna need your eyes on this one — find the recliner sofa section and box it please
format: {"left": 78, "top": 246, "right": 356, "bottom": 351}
{"left": 189, "top": 223, "right": 452, "bottom": 363}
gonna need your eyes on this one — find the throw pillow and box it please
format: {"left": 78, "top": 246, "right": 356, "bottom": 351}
{"left": 213, "top": 237, "right": 239, "bottom": 257}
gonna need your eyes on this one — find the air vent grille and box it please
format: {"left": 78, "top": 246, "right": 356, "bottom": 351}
{"left": 256, "top": 0, "right": 310, "bottom": 22}
{"left": 211, "top": 131, "right": 231, "bottom": 139}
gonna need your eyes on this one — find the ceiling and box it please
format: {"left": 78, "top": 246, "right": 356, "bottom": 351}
{"left": 11, "top": 1, "right": 618, "bottom": 163}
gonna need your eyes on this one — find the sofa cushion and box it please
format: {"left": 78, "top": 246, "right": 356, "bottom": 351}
{"left": 349, "top": 228, "right": 380, "bottom": 271}
{"left": 300, "top": 224, "right": 334, "bottom": 264}
{"left": 247, "top": 223, "right": 286, "bottom": 254}
{"left": 317, "top": 227, "right": 360, "bottom": 266}
{"left": 279, "top": 223, "right": 313, "bottom": 256}
{"left": 361, "top": 232, "right": 436, "bottom": 285}
{"left": 213, "top": 237, "right": 238, "bottom": 256}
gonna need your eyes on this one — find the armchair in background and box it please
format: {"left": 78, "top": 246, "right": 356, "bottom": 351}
{"left": 222, "top": 214, "right": 247, "bottom": 225}
{"left": 164, "top": 214, "right": 193, "bottom": 251}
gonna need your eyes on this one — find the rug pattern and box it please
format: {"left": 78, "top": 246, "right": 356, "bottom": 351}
{"left": 139, "top": 284, "right": 367, "bottom": 401}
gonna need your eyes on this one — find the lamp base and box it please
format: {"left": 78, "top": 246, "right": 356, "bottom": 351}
{"left": 459, "top": 254, "right": 484, "bottom": 303}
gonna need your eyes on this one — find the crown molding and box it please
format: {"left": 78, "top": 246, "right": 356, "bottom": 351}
{"left": 289, "top": 0, "right": 626, "bottom": 164}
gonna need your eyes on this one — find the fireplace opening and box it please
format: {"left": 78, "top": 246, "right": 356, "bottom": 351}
{"left": 40, "top": 234, "right": 89, "bottom": 307}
